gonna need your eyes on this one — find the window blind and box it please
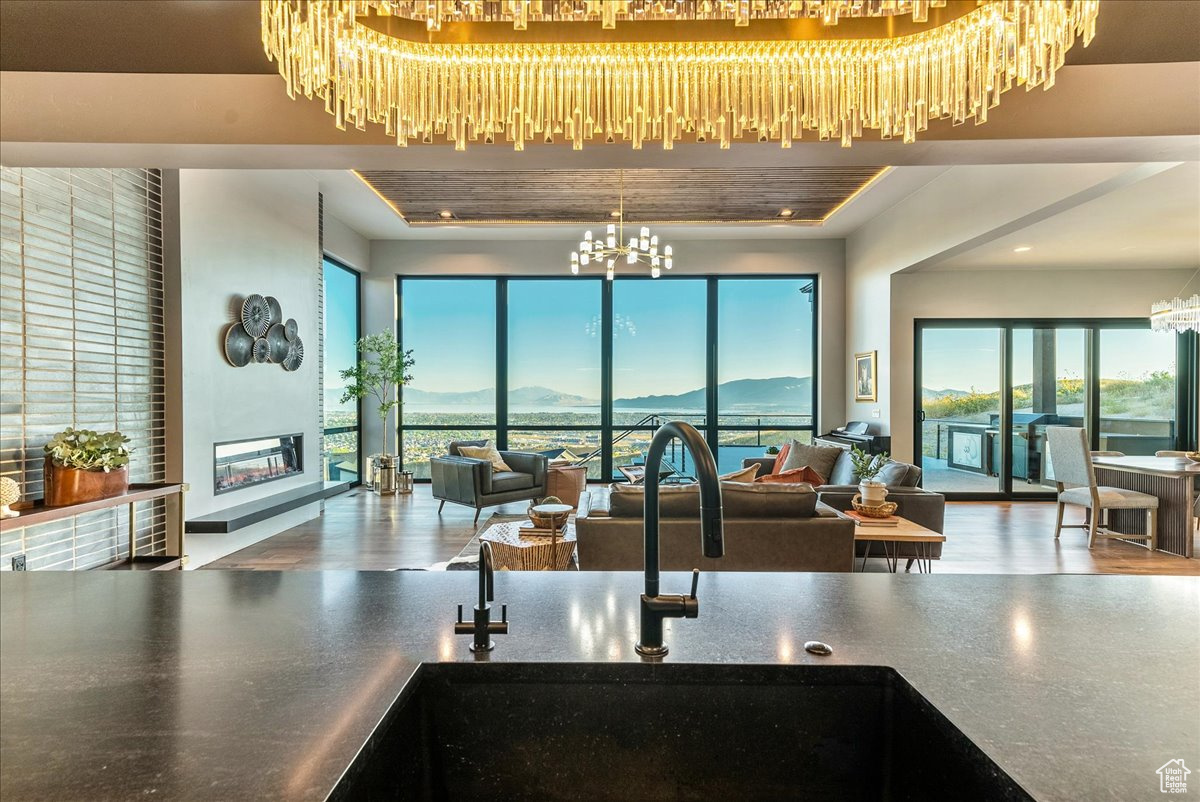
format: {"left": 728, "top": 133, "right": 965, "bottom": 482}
{"left": 0, "top": 167, "right": 166, "bottom": 570}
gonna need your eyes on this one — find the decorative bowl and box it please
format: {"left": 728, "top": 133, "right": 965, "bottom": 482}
{"left": 529, "top": 502, "right": 572, "bottom": 529}
{"left": 851, "top": 496, "right": 898, "bottom": 518}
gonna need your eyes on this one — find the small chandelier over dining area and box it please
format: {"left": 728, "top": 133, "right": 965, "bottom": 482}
{"left": 1150, "top": 270, "right": 1200, "bottom": 334}
{"left": 570, "top": 171, "right": 672, "bottom": 280}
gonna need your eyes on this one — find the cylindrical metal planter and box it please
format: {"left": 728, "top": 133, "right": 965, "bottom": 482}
{"left": 375, "top": 455, "right": 398, "bottom": 496}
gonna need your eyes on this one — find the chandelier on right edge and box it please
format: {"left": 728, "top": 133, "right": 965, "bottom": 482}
{"left": 1150, "top": 271, "right": 1200, "bottom": 334}
{"left": 262, "top": 0, "right": 1100, "bottom": 150}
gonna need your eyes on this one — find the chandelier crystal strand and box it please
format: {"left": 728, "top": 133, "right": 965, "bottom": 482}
{"left": 378, "top": 0, "right": 947, "bottom": 31}
{"left": 570, "top": 171, "right": 672, "bottom": 280}
{"left": 261, "top": 0, "right": 1098, "bottom": 151}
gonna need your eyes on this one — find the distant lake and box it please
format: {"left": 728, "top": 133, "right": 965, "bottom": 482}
{"left": 403, "top": 404, "right": 705, "bottom": 415}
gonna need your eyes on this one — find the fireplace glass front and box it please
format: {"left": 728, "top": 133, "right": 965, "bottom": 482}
{"left": 214, "top": 434, "right": 303, "bottom": 494}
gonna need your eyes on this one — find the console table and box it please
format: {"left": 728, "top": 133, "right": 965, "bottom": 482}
{"left": 1, "top": 483, "right": 189, "bottom": 569}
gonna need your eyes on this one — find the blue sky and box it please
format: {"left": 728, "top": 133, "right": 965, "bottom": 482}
{"left": 922, "top": 327, "right": 1177, "bottom": 393}
{"left": 396, "top": 278, "right": 815, "bottom": 398}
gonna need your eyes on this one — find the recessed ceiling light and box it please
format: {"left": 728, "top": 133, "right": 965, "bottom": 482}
{"left": 610, "top": 210, "right": 622, "bottom": 218}
{"left": 438, "top": 209, "right": 454, "bottom": 219}
{"left": 778, "top": 208, "right": 794, "bottom": 218}
{"left": 1013, "top": 246, "right": 1032, "bottom": 253}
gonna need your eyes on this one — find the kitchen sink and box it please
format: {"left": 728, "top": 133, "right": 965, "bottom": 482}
{"left": 333, "top": 663, "right": 1030, "bottom": 801}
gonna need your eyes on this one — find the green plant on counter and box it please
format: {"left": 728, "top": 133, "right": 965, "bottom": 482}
{"left": 340, "top": 331, "right": 415, "bottom": 458}
{"left": 44, "top": 428, "right": 131, "bottom": 472}
{"left": 849, "top": 446, "right": 889, "bottom": 483}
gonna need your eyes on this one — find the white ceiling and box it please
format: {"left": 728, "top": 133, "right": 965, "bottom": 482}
{"left": 922, "top": 161, "right": 1200, "bottom": 272}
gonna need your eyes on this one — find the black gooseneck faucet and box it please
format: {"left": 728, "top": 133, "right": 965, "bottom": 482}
{"left": 455, "top": 541, "right": 508, "bottom": 652}
{"left": 635, "top": 420, "right": 724, "bottom": 658}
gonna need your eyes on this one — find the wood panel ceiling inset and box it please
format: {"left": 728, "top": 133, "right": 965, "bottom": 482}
{"left": 356, "top": 167, "right": 886, "bottom": 225}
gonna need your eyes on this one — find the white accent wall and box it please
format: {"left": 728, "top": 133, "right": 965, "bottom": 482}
{"left": 175, "top": 170, "right": 322, "bottom": 567}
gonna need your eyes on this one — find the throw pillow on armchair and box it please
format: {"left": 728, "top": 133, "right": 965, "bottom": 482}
{"left": 456, "top": 442, "right": 512, "bottom": 472}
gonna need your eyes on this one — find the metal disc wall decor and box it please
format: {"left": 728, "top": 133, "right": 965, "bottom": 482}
{"left": 266, "top": 324, "right": 290, "bottom": 363}
{"left": 282, "top": 337, "right": 305, "bottom": 372}
{"left": 241, "top": 294, "right": 271, "bottom": 338}
{"left": 223, "top": 323, "right": 254, "bottom": 367}
{"left": 223, "top": 294, "right": 305, "bottom": 371}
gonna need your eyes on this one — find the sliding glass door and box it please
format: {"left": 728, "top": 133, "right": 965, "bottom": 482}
{"left": 1098, "top": 329, "right": 1178, "bottom": 455}
{"left": 916, "top": 319, "right": 1195, "bottom": 499}
{"left": 1010, "top": 327, "right": 1087, "bottom": 495}
{"left": 918, "top": 327, "right": 1004, "bottom": 494}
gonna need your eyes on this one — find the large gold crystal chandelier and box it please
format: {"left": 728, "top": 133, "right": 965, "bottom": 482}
{"left": 261, "top": 0, "right": 1099, "bottom": 150}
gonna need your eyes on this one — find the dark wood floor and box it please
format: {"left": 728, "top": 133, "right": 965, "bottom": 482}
{"left": 202, "top": 486, "right": 1200, "bottom": 575}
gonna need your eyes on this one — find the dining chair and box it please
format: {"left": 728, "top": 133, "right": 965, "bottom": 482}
{"left": 1046, "top": 427, "right": 1157, "bottom": 550}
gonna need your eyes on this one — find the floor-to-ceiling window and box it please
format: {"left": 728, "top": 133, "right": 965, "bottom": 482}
{"left": 506, "top": 280, "right": 604, "bottom": 479}
{"left": 399, "top": 280, "right": 497, "bottom": 479}
{"left": 717, "top": 279, "right": 817, "bottom": 472}
{"left": 397, "top": 276, "right": 818, "bottom": 480}
{"left": 322, "top": 257, "right": 362, "bottom": 483}
{"left": 916, "top": 319, "right": 1196, "bottom": 499}
{"left": 612, "top": 278, "right": 708, "bottom": 477}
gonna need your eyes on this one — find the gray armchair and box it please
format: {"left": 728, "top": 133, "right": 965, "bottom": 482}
{"left": 431, "top": 440, "right": 548, "bottom": 524}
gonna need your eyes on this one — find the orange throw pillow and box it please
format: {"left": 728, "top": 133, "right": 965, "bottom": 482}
{"left": 771, "top": 444, "right": 791, "bottom": 475}
{"left": 756, "top": 466, "right": 823, "bottom": 485}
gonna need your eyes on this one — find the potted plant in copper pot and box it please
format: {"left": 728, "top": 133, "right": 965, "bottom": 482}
{"left": 43, "top": 428, "right": 131, "bottom": 506}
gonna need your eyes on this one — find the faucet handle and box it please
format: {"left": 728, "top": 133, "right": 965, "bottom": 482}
{"left": 457, "top": 604, "right": 463, "bottom": 624}
{"left": 689, "top": 568, "right": 699, "bottom": 599}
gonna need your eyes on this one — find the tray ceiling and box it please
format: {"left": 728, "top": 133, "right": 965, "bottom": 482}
{"left": 355, "top": 167, "right": 887, "bottom": 225}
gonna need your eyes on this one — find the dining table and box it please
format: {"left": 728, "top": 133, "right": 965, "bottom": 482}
{"left": 1090, "top": 455, "right": 1199, "bottom": 558}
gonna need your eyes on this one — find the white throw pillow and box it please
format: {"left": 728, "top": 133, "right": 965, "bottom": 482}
{"left": 458, "top": 442, "right": 512, "bottom": 472}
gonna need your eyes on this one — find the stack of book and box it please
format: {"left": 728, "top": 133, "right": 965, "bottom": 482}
{"left": 518, "top": 521, "right": 560, "bottom": 537}
{"left": 843, "top": 510, "right": 900, "bottom": 527}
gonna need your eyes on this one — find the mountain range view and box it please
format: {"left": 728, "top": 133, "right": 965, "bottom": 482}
{"left": 326, "top": 376, "right": 813, "bottom": 410}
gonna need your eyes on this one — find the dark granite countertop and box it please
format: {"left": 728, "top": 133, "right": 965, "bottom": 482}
{"left": 1, "top": 571, "right": 1197, "bottom": 800}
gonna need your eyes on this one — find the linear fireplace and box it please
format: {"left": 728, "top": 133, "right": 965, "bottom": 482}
{"left": 214, "top": 434, "right": 304, "bottom": 495}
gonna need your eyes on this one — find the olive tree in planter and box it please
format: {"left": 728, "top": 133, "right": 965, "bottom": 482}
{"left": 339, "top": 331, "right": 414, "bottom": 494}
{"left": 43, "top": 428, "right": 132, "bottom": 506}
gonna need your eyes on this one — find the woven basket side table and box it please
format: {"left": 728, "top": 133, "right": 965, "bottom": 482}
{"left": 478, "top": 520, "right": 577, "bottom": 571}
